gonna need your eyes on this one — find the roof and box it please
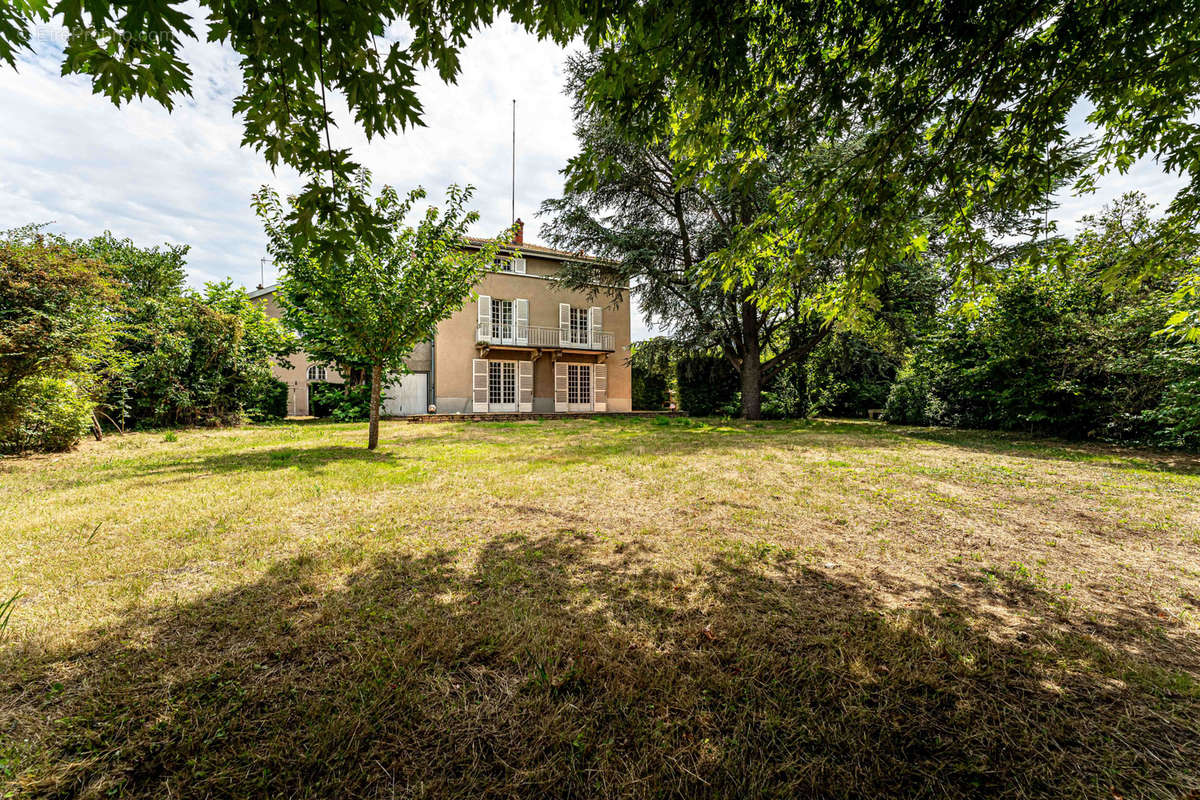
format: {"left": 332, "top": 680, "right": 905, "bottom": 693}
{"left": 463, "top": 237, "right": 615, "bottom": 266}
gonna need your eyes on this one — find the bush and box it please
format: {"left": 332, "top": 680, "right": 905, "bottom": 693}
{"left": 245, "top": 375, "right": 289, "bottom": 421}
{"left": 676, "top": 355, "right": 739, "bottom": 416}
{"left": 631, "top": 365, "right": 669, "bottom": 410}
{"left": 0, "top": 376, "right": 95, "bottom": 454}
{"left": 883, "top": 364, "right": 937, "bottom": 425}
{"left": 310, "top": 382, "right": 372, "bottom": 421}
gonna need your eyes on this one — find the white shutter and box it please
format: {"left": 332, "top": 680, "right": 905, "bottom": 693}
{"left": 554, "top": 362, "right": 568, "bottom": 412}
{"left": 513, "top": 257, "right": 526, "bottom": 274}
{"left": 593, "top": 363, "right": 607, "bottom": 412}
{"left": 589, "top": 306, "right": 602, "bottom": 349}
{"left": 472, "top": 359, "right": 489, "bottom": 412}
{"left": 559, "top": 303, "right": 570, "bottom": 348}
{"left": 477, "top": 295, "right": 492, "bottom": 343}
{"left": 515, "top": 298, "right": 529, "bottom": 345}
{"left": 518, "top": 360, "right": 534, "bottom": 413}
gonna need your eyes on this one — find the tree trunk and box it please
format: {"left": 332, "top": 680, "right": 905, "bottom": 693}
{"left": 368, "top": 362, "right": 382, "bottom": 450}
{"left": 740, "top": 300, "right": 763, "bottom": 420}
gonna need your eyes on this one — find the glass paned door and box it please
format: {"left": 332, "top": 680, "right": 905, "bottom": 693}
{"left": 567, "top": 363, "right": 592, "bottom": 411}
{"left": 491, "top": 299, "right": 514, "bottom": 342}
{"left": 488, "top": 361, "right": 517, "bottom": 412}
{"left": 568, "top": 307, "right": 590, "bottom": 346}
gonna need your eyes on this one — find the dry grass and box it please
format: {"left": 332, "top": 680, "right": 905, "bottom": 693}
{"left": 1, "top": 417, "right": 1198, "bottom": 799}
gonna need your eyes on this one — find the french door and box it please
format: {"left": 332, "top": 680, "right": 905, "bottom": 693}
{"left": 566, "top": 363, "right": 592, "bottom": 411}
{"left": 491, "top": 299, "right": 514, "bottom": 343}
{"left": 488, "top": 360, "right": 517, "bottom": 412}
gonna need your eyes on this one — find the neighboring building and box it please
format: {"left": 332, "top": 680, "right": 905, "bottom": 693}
{"left": 250, "top": 223, "right": 633, "bottom": 416}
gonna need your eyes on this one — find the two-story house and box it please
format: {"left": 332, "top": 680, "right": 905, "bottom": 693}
{"left": 250, "top": 223, "right": 633, "bottom": 417}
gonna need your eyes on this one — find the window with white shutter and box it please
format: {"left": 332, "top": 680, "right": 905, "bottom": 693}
{"left": 589, "top": 306, "right": 602, "bottom": 350}
{"left": 514, "top": 298, "right": 529, "bottom": 345}
{"left": 518, "top": 360, "right": 533, "bottom": 412}
{"left": 472, "top": 359, "right": 489, "bottom": 412}
{"left": 477, "top": 295, "right": 491, "bottom": 343}
{"left": 554, "top": 361, "right": 568, "bottom": 412}
{"left": 593, "top": 363, "right": 607, "bottom": 412}
{"left": 558, "top": 303, "right": 570, "bottom": 349}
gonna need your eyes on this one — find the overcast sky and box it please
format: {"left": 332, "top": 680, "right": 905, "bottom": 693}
{"left": 0, "top": 15, "right": 1188, "bottom": 342}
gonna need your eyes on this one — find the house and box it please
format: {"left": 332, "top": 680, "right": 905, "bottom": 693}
{"left": 250, "top": 222, "right": 633, "bottom": 416}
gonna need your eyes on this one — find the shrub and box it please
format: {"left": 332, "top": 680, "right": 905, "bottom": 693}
{"left": 0, "top": 376, "right": 95, "bottom": 454}
{"left": 631, "top": 365, "right": 669, "bottom": 410}
{"left": 245, "top": 375, "right": 289, "bottom": 421}
{"left": 884, "top": 364, "right": 937, "bottom": 425}
{"left": 676, "top": 355, "right": 739, "bottom": 416}
{"left": 310, "top": 382, "right": 372, "bottom": 421}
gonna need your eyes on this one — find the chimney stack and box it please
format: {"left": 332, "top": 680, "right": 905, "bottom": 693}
{"left": 514, "top": 218, "right": 524, "bottom": 246}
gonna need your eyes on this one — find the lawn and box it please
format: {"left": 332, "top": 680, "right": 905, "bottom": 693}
{"left": 1, "top": 417, "right": 1198, "bottom": 799}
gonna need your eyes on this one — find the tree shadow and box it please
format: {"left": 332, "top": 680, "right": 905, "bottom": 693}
{"left": 889, "top": 425, "right": 1200, "bottom": 476}
{"left": 3, "top": 532, "right": 1197, "bottom": 798}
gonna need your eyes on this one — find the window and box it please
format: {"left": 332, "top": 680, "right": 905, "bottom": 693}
{"left": 488, "top": 361, "right": 516, "bottom": 409}
{"left": 568, "top": 307, "right": 590, "bottom": 345}
{"left": 307, "top": 365, "right": 326, "bottom": 382}
{"left": 567, "top": 363, "right": 591, "bottom": 405}
{"left": 495, "top": 256, "right": 513, "bottom": 272}
{"left": 491, "top": 298, "right": 514, "bottom": 340}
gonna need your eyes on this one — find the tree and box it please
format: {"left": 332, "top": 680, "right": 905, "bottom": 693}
{"left": 0, "top": 226, "right": 115, "bottom": 430}
{"left": 256, "top": 174, "right": 505, "bottom": 449}
{"left": 543, "top": 55, "right": 953, "bottom": 418}
{"left": 581, "top": 0, "right": 1200, "bottom": 328}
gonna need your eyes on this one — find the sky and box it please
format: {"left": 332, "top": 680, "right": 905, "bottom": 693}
{"left": 0, "top": 15, "right": 1188, "bottom": 343}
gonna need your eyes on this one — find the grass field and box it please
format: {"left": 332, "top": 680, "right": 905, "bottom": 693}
{"left": 2, "top": 417, "right": 1199, "bottom": 799}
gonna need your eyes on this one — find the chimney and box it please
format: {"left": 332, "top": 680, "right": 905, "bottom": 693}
{"left": 514, "top": 218, "right": 524, "bottom": 246}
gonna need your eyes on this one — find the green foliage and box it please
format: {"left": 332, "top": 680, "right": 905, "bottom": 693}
{"left": 0, "top": 376, "right": 95, "bottom": 455}
{"left": 630, "top": 338, "right": 677, "bottom": 411}
{"left": 244, "top": 375, "right": 289, "bottom": 422}
{"left": 71, "top": 231, "right": 188, "bottom": 301}
{"left": 631, "top": 366, "right": 669, "bottom": 411}
{"left": 310, "top": 382, "right": 373, "bottom": 422}
{"left": 676, "top": 356, "right": 739, "bottom": 417}
{"left": 109, "top": 282, "right": 294, "bottom": 429}
{"left": 885, "top": 254, "right": 1200, "bottom": 446}
{"left": 257, "top": 170, "right": 505, "bottom": 448}
{"left": 805, "top": 333, "right": 899, "bottom": 419}
{"left": 585, "top": 0, "right": 1200, "bottom": 326}
{"left": 0, "top": 227, "right": 115, "bottom": 429}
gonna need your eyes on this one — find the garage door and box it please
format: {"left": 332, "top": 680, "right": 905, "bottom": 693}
{"left": 383, "top": 373, "right": 428, "bottom": 416}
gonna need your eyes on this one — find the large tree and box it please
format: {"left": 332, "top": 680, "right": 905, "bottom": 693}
{"left": 580, "top": 0, "right": 1200, "bottom": 331}
{"left": 256, "top": 174, "right": 504, "bottom": 449}
{"left": 543, "top": 56, "right": 852, "bottom": 419}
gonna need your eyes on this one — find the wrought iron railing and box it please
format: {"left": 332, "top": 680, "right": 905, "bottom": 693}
{"left": 477, "top": 323, "right": 614, "bottom": 351}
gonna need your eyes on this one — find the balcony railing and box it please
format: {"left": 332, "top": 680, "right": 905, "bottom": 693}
{"left": 477, "top": 322, "right": 615, "bottom": 351}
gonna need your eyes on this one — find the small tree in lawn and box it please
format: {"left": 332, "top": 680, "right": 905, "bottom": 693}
{"left": 255, "top": 174, "right": 505, "bottom": 449}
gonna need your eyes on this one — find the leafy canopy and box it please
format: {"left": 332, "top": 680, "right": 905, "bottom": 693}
{"left": 581, "top": 0, "right": 1200, "bottom": 323}
{"left": 256, "top": 173, "right": 501, "bottom": 377}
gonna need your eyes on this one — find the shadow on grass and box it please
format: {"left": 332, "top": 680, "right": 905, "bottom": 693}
{"left": 2, "top": 533, "right": 1197, "bottom": 798}
{"left": 888, "top": 424, "right": 1200, "bottom": 476}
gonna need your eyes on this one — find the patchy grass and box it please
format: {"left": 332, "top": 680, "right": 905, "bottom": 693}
{"left": 1, "top": 417, "right": 1199, "bottom": 799}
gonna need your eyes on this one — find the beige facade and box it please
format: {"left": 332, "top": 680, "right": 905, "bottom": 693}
{"left": 251, "top": 239, "right": 632, "bottom": 416}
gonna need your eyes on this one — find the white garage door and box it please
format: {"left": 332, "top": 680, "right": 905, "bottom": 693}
{"left": 383, "top": 373, "right": 428, "bottom": 416}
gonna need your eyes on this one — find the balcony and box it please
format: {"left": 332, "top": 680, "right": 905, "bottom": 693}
{"left": 477, "top": 322, "right": 615, "bottom": 352}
